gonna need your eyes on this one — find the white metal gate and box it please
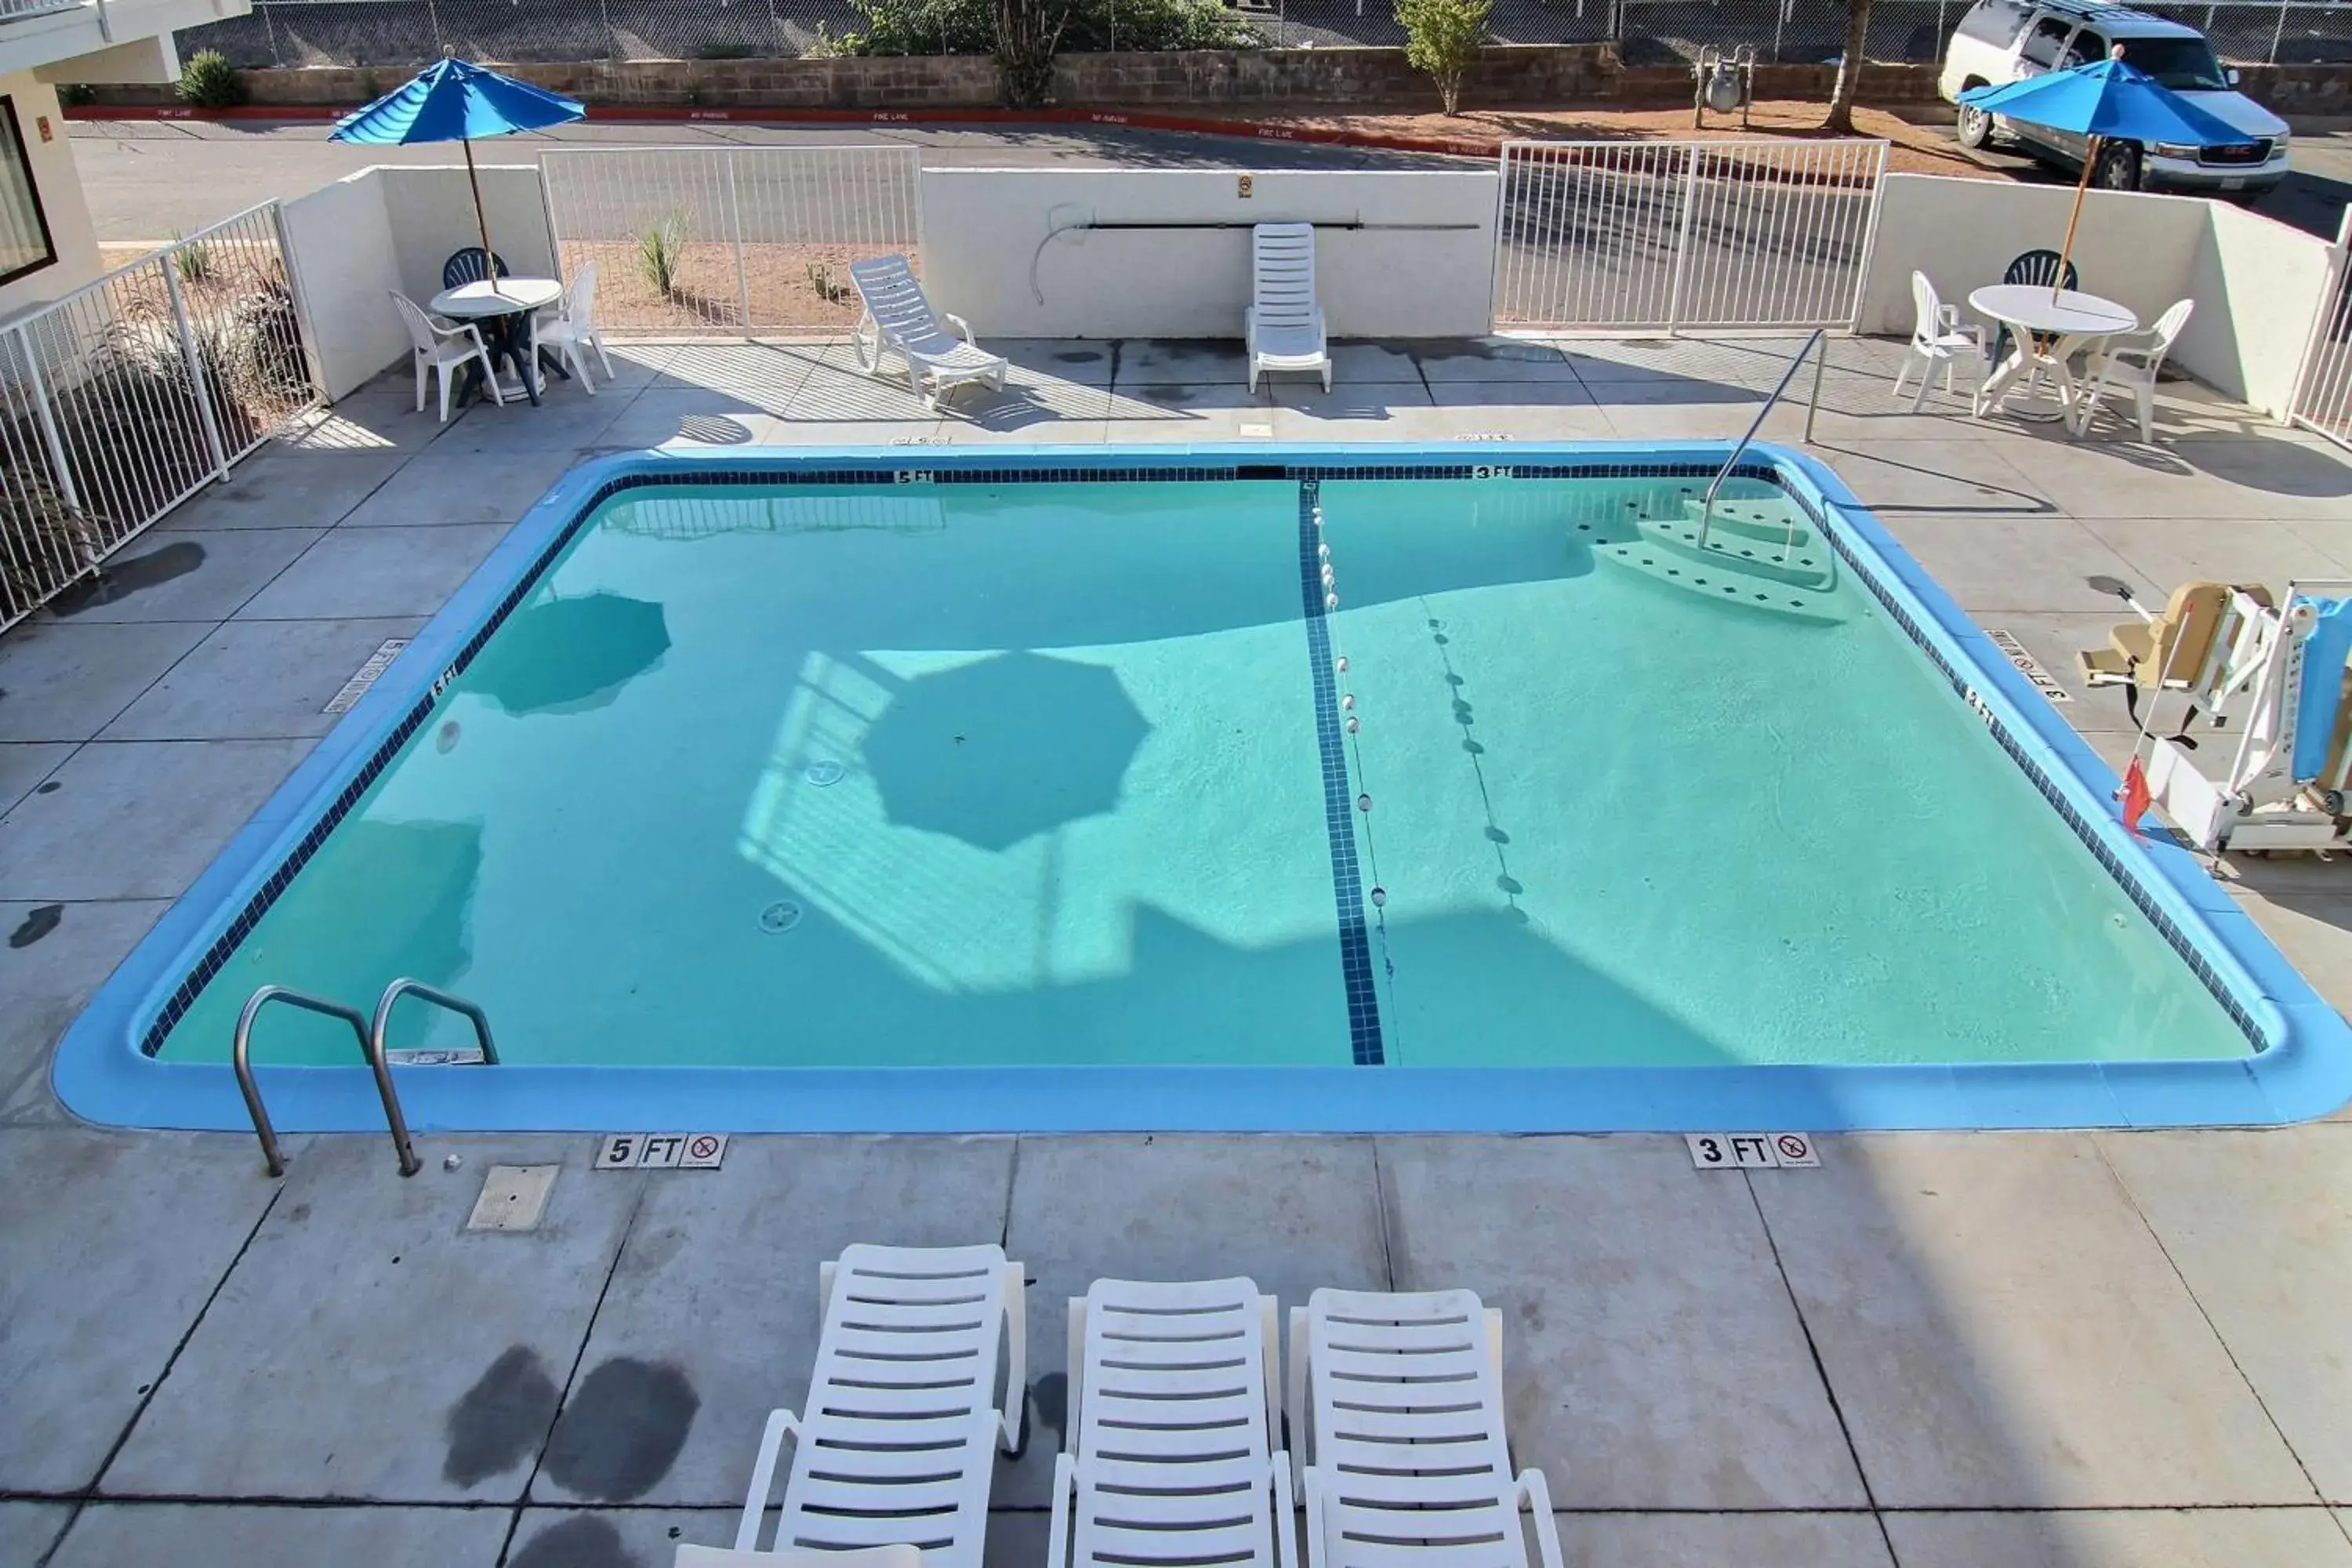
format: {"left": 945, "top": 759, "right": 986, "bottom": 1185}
{"left": 1493, "top": 139, "right": 1889, "bottom": 333}
{"left": 540, "top": 145, "right": 922, "bottom": 337}
{"left": 2291, "top": 209, "right": 2352, "bottom": 451}
{"left": 0, "top": 201, "right": 321, "bottom": 632}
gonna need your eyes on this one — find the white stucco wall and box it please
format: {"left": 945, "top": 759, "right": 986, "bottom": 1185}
{"left": 279, "top": 168, "right": 405, "bottom": 401}
{"left": 919, "top": 167, "right": 1499, "bottom": 339}
{"left": 2175, "top": 199, "right": 2337, "bottom": 419}
{"left": 1856, "top": 172, "right": 2334, "bottom": 423}
{"left": 376, "top": 162, "right": 558, "bottom": 304}
{"left": 278, "top": 162, "right": 557, "bottom": 399}
{"left": 1857, "top": 173, "right": 2209, "bottom": 340}
{"left": 0, "top": 73, "right": 100, "bottom": 321}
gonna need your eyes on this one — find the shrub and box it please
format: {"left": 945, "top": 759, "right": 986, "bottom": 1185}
{"left": 176, "top": 49, "right": 247, "bottom": 110}
{"left": 171, "top": 231, "right": 212, "bottom": 285}
{"left": 1396, "top": 0, "right": 1490, "bottom": 115}
{"left": 637, "top": 209, "right": 691, "bottom": 299}
{"left": 835, "top": 0, "right": 1258, "bottom": 55}
{"left": 1069, "top": 0, "right": 1261, "bottom": 51}
{"left": 837, "top": 0, "right": 996, "bottom": 56}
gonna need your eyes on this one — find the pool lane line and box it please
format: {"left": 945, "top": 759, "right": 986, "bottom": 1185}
{"left": 1298, "top": 478, "right": 1385, "bottom": 1067}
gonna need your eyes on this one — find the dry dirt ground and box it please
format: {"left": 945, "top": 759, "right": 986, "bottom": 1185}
{"left": 1192, "top": 100, "right": 1991, "bottom": 178}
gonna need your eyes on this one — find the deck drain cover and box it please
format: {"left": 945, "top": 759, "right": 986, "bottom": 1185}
{"left": 805, "top": 760, "right": 846, "bottom": 786}
{"left": 467, "top": 1165, "right": 557, "bottom": 1232}
{"left": 760, "top": 900, "right": 804, "bottom": 934}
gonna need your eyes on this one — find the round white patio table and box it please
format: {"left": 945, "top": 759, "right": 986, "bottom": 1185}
{"left": 1969, "top": 284, "right": 2137, "bottom": 430}
{"left": 429, "top": 277, "right": 564, "bottom": 407}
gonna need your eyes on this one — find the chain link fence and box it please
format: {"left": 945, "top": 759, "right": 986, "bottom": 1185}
{"left": 173, "top": 0, "right": 2352, "bottom": 67}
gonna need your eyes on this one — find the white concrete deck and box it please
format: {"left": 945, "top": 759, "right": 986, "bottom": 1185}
{"left": 2, "top": 335, "right": 2350, "bottom": 1568}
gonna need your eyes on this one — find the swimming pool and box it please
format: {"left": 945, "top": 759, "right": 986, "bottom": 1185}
{"left": 57, "top": 442, "right": 2352, "bottom": 1132}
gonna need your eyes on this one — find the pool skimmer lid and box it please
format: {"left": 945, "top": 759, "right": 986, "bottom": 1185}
{"left": 760, "top": 900, "right": 804, "bottom": 934}
{"left": 805, "top": 760, "right": 846, "bottom": 786}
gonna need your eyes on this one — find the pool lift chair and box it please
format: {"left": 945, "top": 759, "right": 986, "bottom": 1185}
{"left": 2112, "top": 578, "right": 2352, "bottom": 854}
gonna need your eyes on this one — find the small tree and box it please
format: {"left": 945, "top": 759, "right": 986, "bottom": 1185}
{"left": 1822, "top": 0, "right": 1872, "bottom": 133}
{"left": 995, "top": 0, "right": 1076, "bottom": 107}
{"left": 176, "top": 50, "right": 247, "bottom": 110}
{"left": 1397, "top": 0, "right": 1491, "bottom": 117}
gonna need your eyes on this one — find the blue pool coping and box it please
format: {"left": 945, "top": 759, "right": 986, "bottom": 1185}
{"left": 50, "top": 439, "right": 2352, "bottom": 1134}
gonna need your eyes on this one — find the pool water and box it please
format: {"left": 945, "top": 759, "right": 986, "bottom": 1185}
{"left": 154, "top": 474, "right": 2249, "bottom": 1073}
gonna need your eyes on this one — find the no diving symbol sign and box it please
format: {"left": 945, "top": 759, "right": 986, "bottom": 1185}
{"left": 1686, "top": 1131, "right": 1820, "bottom": 1170}
{"left": 596, "top": 1132, "right": 729, "bottom": 1171}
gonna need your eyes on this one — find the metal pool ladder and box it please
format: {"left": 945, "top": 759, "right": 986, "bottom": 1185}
{"left": 1693, "top": 328, "right": 1830, "bottom": 561}
{"left": 233, "top": 978, "right": 499, "bottom": 1180}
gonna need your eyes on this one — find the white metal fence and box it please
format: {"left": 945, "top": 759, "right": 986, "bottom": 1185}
{"left": 541, "top": 145, "right": 921, "bottom": 337}
{"left": 0, "top": 203, "right": 321, "bottom": 632}
{"left": 2292, "top": 209, "right": 2352, "bottom": 451}
{"left": 1493, "top": 139, "right": 1888, "bottom": 335}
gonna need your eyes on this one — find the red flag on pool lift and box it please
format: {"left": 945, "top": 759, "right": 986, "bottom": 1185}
{"left": 2120, "top": 754, "right": 2152, "bottom": 839}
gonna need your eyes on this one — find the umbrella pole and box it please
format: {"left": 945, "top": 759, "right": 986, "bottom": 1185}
{"left": 2054, "top": 133, "right": 2097, "bottom": 303}
{"left": 463, "top": 138, "right": 497, "bottom": 296}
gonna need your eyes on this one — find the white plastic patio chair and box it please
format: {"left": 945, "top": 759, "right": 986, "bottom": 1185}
{"left": 848, "top": 256, "right": 1007, "bottom": 408}
{"left": 535, "top": 261, "right": 616, "bottom": 394}
{"left": 1890, "top": 270, "right": 1985, "bottom": 412}
{"left": 1288, "top": 1287, "right": 1565, "bottom": 1568}
{"left": 725, "top": 1243, "right": 1026, "bottom": 1568}
{"left": 1051, "top": 1278, "right": 1294, "bottom": 1568}
{"left": 390, "top": 291, "right": 503, "bottom": 423}
{"left": 1247, "top": 223, "right": 1330, "bottom": 393}
{"left": 2072, "top": 298, "right": 2194, "bottom": 442}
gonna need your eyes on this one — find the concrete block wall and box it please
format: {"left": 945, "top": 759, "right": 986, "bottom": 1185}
{"left": 85, "top": 45, "right": 1947, "bottom": 113}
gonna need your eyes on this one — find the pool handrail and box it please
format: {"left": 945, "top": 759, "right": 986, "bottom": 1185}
{"left": 371, "top": 978, "right": 501, "bottom": 1069}
{"left": 233, "top": 985, "right": 423, "bottom": 1179}
{"left": 1695, "top": 328, "right": 1829, "bottom": 561}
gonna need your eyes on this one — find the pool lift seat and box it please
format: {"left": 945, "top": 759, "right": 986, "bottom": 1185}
{"left": 2128, "top": 579, "right": 2352, "bottom": 853}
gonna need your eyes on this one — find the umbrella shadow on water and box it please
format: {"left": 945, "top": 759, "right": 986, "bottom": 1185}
{"left": 466, "top": 590, "right": 671, "bottom": 717}
{"left": 858, "top": 652, "right": 1151, "bottom": 852}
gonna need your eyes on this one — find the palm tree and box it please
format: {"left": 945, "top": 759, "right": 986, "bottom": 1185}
{"left": 1823, "top": 0, "right": 1872, "bottom": 133}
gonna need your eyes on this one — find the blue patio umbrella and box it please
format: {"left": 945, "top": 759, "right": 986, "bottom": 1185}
{"left": 331, "top": 54, "right": 584, "bottom": 283}
{"left": 1960, "top": 52, "right": 2252, "bottom": 289}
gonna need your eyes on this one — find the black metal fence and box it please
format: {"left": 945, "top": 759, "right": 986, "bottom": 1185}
{"left": 172, "top": 0, "right": 2352, "bottom": 68}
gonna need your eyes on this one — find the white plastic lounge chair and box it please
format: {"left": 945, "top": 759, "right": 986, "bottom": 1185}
{"left": 535, "top": 261, "right": 616, "bottom": 394}
{"left": 1247, "top": 223, "right": 1330, "bottom": 393}
{"left": 679, "top": 1544, "right": 923, "bottom": 1568}
{"left": 848, "top": 256, "right": 1007, "bottom": 408}
{"left": 391, "top": 292, "right": 503, "bottom": 423}
{"left": 1051, "top": 1278, "right": 1294, "bottom": 1568}
{"left": 1288, "top": 1287, "right": 1565, "bottom": 1568}
{"left": 725, "top": 1243, "right": 1026, "bottom": 1568}
{"left": 2073, "top": 298, "right": 2194, "bottom": 442}
{"left": 1890, "top": 271, "right": 1984, "bottom": 412}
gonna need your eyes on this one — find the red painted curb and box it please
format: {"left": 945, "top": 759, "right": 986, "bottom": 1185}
{"left": 64, "top": 99, "right": 1502, "bottom": 158}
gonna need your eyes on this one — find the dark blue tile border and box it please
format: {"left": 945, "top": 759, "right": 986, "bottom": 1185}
{"left": 1296, "top": 479, "right": 1384, "bottom": 1065}
{"left": 49, "top": 440, "right": 2352, "bottom": 1134}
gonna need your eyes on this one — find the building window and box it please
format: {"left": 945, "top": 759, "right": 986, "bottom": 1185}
{"left": 0, "top": 97, "right": 55, "bottom": 287}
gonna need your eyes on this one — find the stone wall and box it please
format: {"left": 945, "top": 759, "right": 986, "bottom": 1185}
{"left": 86, "top": 46, "right": 2348, "bottom": 114}
{"left": 89, "top": 44, "right": 1953, "bottom": 113}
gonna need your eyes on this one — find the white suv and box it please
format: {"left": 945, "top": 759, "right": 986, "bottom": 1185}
{"left": 1940, "top": 0, "right": 2290, "bottom": 196}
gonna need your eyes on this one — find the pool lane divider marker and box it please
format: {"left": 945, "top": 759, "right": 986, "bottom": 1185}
{"left": 1298, "top": 478, "right": 1385, "bottom": 1067}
